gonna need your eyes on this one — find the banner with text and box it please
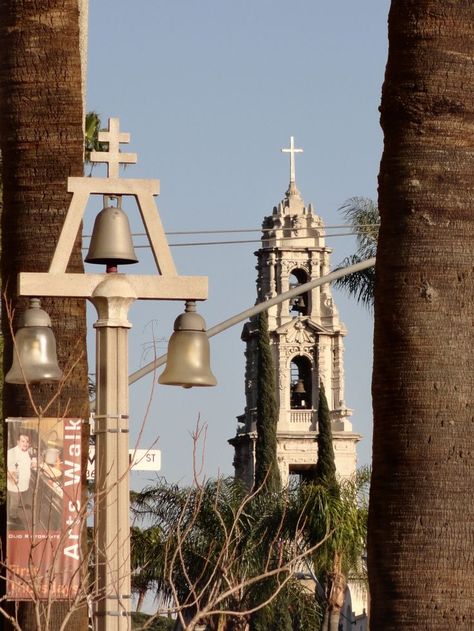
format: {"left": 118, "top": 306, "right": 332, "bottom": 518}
{"left": 6, "top": 417, "right": 82, "bottom": 600}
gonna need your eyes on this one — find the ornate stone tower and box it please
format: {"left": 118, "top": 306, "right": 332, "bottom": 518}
{"left": 230, "top": 137, "right": 361, "bottom": 487}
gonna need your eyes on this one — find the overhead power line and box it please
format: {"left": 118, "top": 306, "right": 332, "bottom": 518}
{"left": 82, "top": 227, "right": 377, "bottom": 250}
{"left": 81, "top": 231, "right": 359, "bottom": 251}
{"left": 152, "top": 223, "right": 378, "bottom": 236}
{"left": 144, "top": 231, "right": 358, "bottom": 248}
{"left": 82, "top": 223, "right": 379, "bottom": 239}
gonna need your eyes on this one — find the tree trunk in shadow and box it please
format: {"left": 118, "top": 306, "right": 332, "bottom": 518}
{"left": 0, "top": 2, "right": 89, "bottom": 630}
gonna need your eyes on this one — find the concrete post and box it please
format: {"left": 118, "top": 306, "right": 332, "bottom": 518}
{"left": 91, "top": 275, "right": 137, "bottom": 631}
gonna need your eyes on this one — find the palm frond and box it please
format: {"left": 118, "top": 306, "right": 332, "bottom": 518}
{"left": 334, "top": 254, "right": 376, "bottom": 308}
{"left": 333, "top": 197, "right": 379, "bottom": 308}
{"left": 84, "top": 110, "right": 108, "bottom": 164}
{"left": 129, "top": 473, "right": 368, "bottom": 624}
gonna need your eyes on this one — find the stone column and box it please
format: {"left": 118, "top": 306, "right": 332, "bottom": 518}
{"left": 91, "top": 275, "right": 136, "bottom": 631}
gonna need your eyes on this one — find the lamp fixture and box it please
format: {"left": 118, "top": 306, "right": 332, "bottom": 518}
{"left": 159, "top": 300, "right": 217, "bottom": 388}
{"left": 5, "top": 298, "right": 62, "bottom": 384}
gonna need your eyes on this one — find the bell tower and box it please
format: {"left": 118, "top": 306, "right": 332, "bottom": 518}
{"left": 230, "top": 138, "right": 361, "bottom": 487}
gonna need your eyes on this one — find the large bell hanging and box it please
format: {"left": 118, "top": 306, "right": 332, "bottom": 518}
{"left": 5, "top": 298, "right": 63, "bottom": 384}
{"left": 294, "top": 379, "right": 306, "bottom": 394}
{"left": 159, "top": 301, "right": 217, "bottom": 388}
{"left": 85, "top": 196, "right": 138, "bottom": 266}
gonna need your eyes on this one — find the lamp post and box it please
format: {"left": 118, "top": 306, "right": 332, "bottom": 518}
{"left": 12, "top": 117, "right": 215, "bottom": 631}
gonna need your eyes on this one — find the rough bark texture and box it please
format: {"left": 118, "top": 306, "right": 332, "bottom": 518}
{"left": 0, "top": 1, "right": 89, "bottom": 629}
{"left": 369, "top": 1, "right": 474, "bottom": 628}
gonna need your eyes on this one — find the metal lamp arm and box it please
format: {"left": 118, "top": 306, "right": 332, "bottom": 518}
{"left": 128, "top": 257, "right": 376, "bottom": 386}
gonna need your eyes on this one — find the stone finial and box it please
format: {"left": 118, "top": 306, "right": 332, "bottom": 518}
{"left": 90, "top": 117, "right": 138, "bottom": 178}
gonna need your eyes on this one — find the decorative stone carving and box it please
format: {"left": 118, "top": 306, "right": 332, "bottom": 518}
{"left": 309, "top": 212, "right": 323, "bottom": 229}
{"left": 284, "top": 345, "right": 315, "bottom": 359}
{"left": 289, "top": 261, "right": 310, "bottom": 275}
{"left": 322, "top": 293, "right": 335, "bottom": 315}
{"left": 291, "top": 214, "right": 306, "bottom": 235}
{"left": 281, "top": 260, "right": 297, "bottom": 274}
{"left": 231, "top": 138, "right": 360, "bottom": 488}
{"left": 278, "top": 372, "right": 286, "bottom": 391}
{"left": 285, "top": 320, "right": 315, "bottom": 344}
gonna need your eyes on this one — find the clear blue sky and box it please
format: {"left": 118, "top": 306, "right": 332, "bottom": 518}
{"left": 86, "top": 1, "right": 390, "bottom": 484}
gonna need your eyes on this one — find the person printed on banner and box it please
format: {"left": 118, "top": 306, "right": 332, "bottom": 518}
{"left": 7, "top": 432, "right": 37, "bottom": 529}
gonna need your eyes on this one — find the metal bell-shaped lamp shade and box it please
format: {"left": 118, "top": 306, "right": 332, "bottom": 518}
{"left": 159, "top": 301, "right": 217, "bottom": 388}
{"left": 5, "top": 299, "right": 63, "bottom": 384}
{"left": 85, "top": 196, "right": 138, "bottom": 266}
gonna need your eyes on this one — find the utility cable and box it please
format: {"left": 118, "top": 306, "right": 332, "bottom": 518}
{"left": 82, "top": 230, "right": 366, "bottom": 252}
{"left": 136, "top": 231, "right": 356, "bottom": 249}
{"left": 83, "top": 223, "right": 379, "bottom": 239}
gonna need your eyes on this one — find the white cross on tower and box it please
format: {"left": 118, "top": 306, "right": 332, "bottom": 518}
{"left": 281, "top": 136, "right": 303, "bottom": 189}
{"left": 90, "top": 117, "right": 138, "bottom": 178}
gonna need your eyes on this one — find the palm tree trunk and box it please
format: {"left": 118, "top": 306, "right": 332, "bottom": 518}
{"left": 369, "top": 1, "right": 474, "bottom": 628}
{"left": 0, "top": 1, "right": 89, "bottom": 630}
{"left": 321, "top": 609, "right": 329, "bottom": 631}
{"left": 321, "top": 608, "right": 341, "bottom": 631}
{"left": 323, "top": 552, "right": 345, "bottom": 631}
{"left": 136, "top": 590, "right": 145, "bottom": 613}
{"left": 328, "top": 610, "right": 340, "bottom": 631}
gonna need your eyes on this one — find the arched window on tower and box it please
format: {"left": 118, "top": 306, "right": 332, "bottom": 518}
{"left": 289, "top": 268, "right": 309, "bottom": 316}
{"left": 290, "top": 355, "right": 313, "bottom": 409}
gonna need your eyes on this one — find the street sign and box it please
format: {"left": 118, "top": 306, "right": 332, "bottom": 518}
{"left": 129, "top": 449, "right": 162, "bottom": 471}
{"left": 86, "top": 446, "right": 161, "bottom": 479}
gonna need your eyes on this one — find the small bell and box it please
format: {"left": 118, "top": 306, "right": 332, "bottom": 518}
{"left": 294, "top": 379, "right": 306, "bottom": 394}
{"left": 85, "top": 195, "right": 138, "bottom": 267}
{"left": 289, "top": 284, "right": 306, "bottom": 313}
{"left": 159, "top": 301, "right": 217, "bottom": 388}
{"left": 290, "top": 295, "right": 306, "bottom": 312}
{"left": 5, "top": 298, "right": 63, "bottom": 384}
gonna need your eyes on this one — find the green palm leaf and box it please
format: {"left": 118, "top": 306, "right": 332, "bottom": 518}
{"left": 334, "top": 197, "right": 379, "bottom": 308}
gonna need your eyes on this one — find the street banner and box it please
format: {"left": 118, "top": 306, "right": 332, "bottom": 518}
{"left": 6, "top": 417, "right": 82, "bottom": 600}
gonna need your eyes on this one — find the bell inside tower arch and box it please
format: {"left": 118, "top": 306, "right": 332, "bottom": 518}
{"left": 290, "top": 355, "right": 313, "bottom": 409}
{"left": 289, "top": 268, "right": 309, "bottom": 316}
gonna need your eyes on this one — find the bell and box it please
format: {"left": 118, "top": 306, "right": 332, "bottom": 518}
{"left": 6, "top": 298, "right": 63, "bottom": 384}
{"left": 85, "top": 196, "right": 138, "bottom": 266}
{"left": 294, "top": 379, "right": 306, "bottom": 394}
{"left": 159, "top": 301, "right": 217, "bottom": 388}
{"left": 290, "top": 294, "right": 306, "bottom": 311}
{"left": 289, "top": 283, "right": 306, "bottom": 313}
